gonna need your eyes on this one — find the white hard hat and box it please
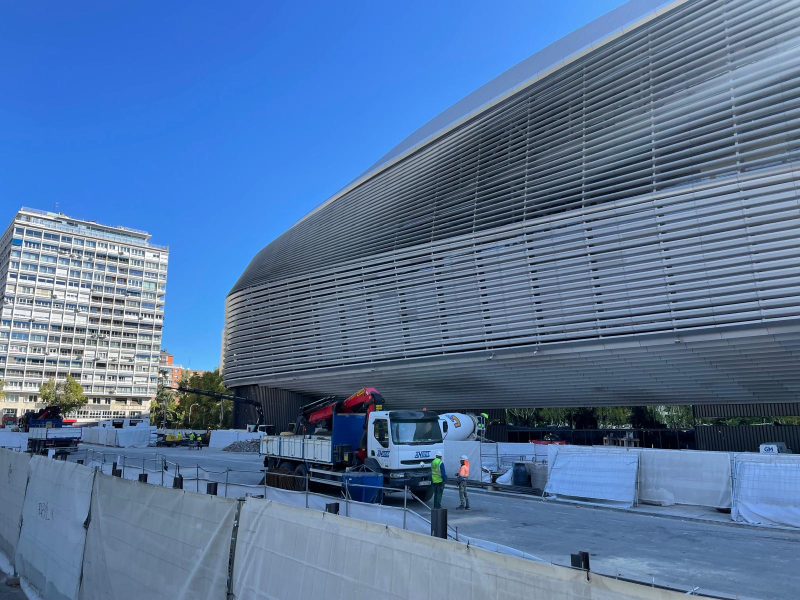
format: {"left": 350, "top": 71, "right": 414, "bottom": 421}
{"left": 435, "top": 450, "right": 443, "bottom": 457}
{"left": 460, "top": 455, "right": 468, "bottom": 460}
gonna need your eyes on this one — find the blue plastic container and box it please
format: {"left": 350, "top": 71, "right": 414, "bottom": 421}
{"left": 512, "top": 462, "right": 530, "bottom": 487}
{"left": 342, "top": 471, "right": 384, "bottom": 503}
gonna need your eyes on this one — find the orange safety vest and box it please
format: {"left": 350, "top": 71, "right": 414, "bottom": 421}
{"left": 458, "top": 461, "right": 469, "bottom": 478}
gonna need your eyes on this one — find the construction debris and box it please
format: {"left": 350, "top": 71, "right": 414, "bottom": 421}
{"left": 222, "top": 438, "right": 260, "bottom": 453}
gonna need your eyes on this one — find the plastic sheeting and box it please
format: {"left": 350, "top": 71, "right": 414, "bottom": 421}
{"left": 732, "top": 454, "right": 800, "bottom": 528}
{"left": 114, "top": 428, "right": 152, "bottom": 448}
{"left": 82, "top": 427, "right": 150, "bottom": 448}
{"left": 546, "top": 446, "right": 639, "bottom": 508}
{"left": 79, "top": 473, "right": 237, "bottom": 600}
{"left": 208, "top": 429, "right": 260, "bottom": 449}
{"left": 15, "top": 457, "right": 95, "bottom": 600}
{"left": 0, "top": 449, "right": 30, "bottom": 567}
{"left": 232, "top": 498, "right": 689, "bottom": 600}
{"left": 542, "top": 445, "right": 733, "bottom": 509}
{"left": 638, "top": 449, "right": 731, "bottom": 508}
{"left": 81, "top": 428, "right": 116, "bottom": 446}
{"left": 443, "top": 440, "right": 483, "bottom": 482}
{"left": 0, "top": 431, "right": 28, "bottom": 450}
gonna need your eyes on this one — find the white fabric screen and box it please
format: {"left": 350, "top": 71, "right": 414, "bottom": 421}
{"left": 638, "top": 449, "right": 731, "bottom": 508}
{"left": 0, "top": 431, "right": 28, "bottom": 450}
{"left": 114, "top": 428, "right": 152, "bottom": 448}
{"left": 208, "top": 430, "right": 261, "bottom": 449}
{"left": 732, "top": 454, "right": 800, "bottom": 528}
{"left": 79, "top": 473, "right": 236, "bottom": 600}
{"left": 232, "top": 498, "right": 690, "bottom": 600}
{"left": 443, "top": 441, "right": 482, "bottom": 481}
{"left": 15, "top": 457, "right": 95, "bottom": 600}
{"left": 0, "top": 449, "right": 30, "bottom": 567}
{"left": 545, "top": 446, "right": 639, "bottom": 508}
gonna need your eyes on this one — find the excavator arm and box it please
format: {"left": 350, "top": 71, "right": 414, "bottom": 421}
{"left": 174, "top": 387, "right": 266, "bottom": 427}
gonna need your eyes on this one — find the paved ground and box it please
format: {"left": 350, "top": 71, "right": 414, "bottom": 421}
{"left": 0, "top": 576, "right": 24, "bottom": 600}
{"left": 73, "top": 444, "right": 800, "bottom": 599}
{"left": 0, "top": 561, "right": 24, "bottom": 600}
{"left": 417, "top": 488, "right": 800, "bottom": 600}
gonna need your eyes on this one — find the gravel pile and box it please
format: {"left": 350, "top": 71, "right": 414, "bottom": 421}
{"left": 222, "top": 438, "right": 260, "bottom": 452}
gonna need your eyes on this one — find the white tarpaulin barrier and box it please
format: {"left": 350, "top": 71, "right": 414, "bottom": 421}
{"left": 498, "top": 442, "right": 548, "bottom": 463}
{"left": 0, "top": 431, "right": 28, "bottom": 450}
{"left": 443, "top": 440, "right": 482, "bottom": 482}
{"left": 84, "top": 427, "right": 153, "bottom": 448}
{"left": 546, "top": 446, "right": 639, "bottom": 508}
{"left": 15, "top": 457, "right": 95, "bottom": 600}
{"left": 79, "top": 473, "right": 236, "bottom": 600}
{"left": 0, "top": 449, "right": 30, "bottom": 569}
{"left": 343, "top": 498, "right": 431, "bottom": 535}
{"left": 208, "top": 430, "right": 260, "bottom": 449}
{"left": 638, "top": 449, "right": 731, "bottom": 508}
{"left": 732, "top": 454, "right": 800, "bottom": 528}
{"left": 481, "top": 442, "right": 549, "bottom": 473}
{"left": 264, "top": 486, "right": 329, "bottom": 511}
{"left": 99, "top": 429, "right": 115, "bottom": 446}
{"left": 224, "top": 483, "right": 433, "bottom": 536}
{"left": 114, "top": 428, "right": 152, "bottom": 448}
{"left": 232, "top": 499, "right": 688, "bottom": 600}
{"left": 543, "top": 445, "right": 732, "bottom": 509}
{"left": 81, "top": 428, "right": 98, "bottom": 445}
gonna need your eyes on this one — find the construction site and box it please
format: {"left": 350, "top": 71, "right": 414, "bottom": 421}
{"left": 3, "top": 0, "right": 800, "bottom": 598}
{"left": 1, "top": 384, "right": 800, "bottom": 599}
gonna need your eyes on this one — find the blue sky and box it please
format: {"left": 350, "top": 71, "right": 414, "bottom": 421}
{"left": 0, "top": 1, "right": 625, "bottom": 370}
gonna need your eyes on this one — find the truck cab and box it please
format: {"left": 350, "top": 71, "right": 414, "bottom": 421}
{"left": 365, "top": 410, "right": 443, "bottom": 494}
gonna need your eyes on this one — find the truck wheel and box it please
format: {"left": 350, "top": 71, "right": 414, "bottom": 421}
{"left": 278, "top": 461, "right": 294, "bottom": 473}
{"left": 294, "top": 464, "right": 308, "bottom": 491}
{"left": 415, "top": 487, "right": 434, "bottom": 502}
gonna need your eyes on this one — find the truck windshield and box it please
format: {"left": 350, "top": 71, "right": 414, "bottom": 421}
{"left": 390, "top": 419, "right": 443, "bottom": 445}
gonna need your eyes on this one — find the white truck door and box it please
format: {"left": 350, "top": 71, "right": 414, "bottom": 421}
{"left": 369, "top": 417, "right": 391, "bottom": 469}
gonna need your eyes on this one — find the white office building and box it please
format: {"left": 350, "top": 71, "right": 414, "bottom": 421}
{"left": 0, "top": 207, "right": 168, "bottom": 423}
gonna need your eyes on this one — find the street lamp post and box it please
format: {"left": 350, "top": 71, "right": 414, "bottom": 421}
{"left": 188, "top": 403, "right": 200, "bottom": 429}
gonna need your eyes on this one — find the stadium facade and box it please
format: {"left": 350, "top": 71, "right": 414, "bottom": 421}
{"left": 224, "top": 0, "right": 800, "bottom": 427}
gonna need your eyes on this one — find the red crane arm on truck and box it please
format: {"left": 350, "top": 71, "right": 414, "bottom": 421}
{"left": 306, "top": 387, "right": 382, "bottom": 424}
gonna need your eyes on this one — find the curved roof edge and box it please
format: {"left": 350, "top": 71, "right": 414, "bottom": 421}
{"left": 292, "top": 0, "right": 686, "bottom": 229}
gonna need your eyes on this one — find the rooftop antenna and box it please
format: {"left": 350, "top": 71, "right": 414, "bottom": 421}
{"left": 54, "top": 201, "right": 59, "bottom": 212}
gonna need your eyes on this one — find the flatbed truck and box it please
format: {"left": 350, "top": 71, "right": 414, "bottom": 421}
{"left": 261, "top": 388, "right": 442, "bottom": 501}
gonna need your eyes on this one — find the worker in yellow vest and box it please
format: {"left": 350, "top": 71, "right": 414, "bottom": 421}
{"left": 457, "top": 455, "right": 470, "bottom": 510}
{"left": 431, "top": 450, "right": 447, "bottom": 509}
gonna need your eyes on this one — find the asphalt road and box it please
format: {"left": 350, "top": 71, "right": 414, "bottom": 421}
{"left": 73, "top": 444, "right": 800, "bottom": 599}
{"left": 420, "top": 487, "right": 800, "bottom": 600}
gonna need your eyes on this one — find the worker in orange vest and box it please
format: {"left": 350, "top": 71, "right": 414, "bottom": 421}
{"left": 457, "top": 455, "right": 470, "bottom": 510}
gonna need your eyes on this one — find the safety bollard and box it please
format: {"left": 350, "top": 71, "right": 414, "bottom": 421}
{"left": 138, "top": 473, "right": 148, "bottom": 483}
{"left": 206, "top": 482, "right": 218, "bottom": 495}
{"left": 112, "top": 468, "right": 122, "bottom": 477}
{"left": 77, "top": 459, "right": 84, "bottom": 465}
{"left": 325, "top": 502, "right": 340, "bottom": 515}
{"left": 173, "top": 475, "right": 184, "bottom": 489}
{"left": 430, "top": 508, "right": 448, "bottom": 539}
{"left": 571, "top": 551, "right": 590, "bottom": 571}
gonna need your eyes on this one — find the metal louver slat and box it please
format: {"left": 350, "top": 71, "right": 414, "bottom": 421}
{"left": 224, "top": 0, "right": 800, "bottom": 409}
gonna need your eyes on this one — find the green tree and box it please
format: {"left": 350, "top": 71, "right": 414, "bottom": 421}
{"left": 39, "top": 376, "right": 88, "bottom": 415}
{"left": 595, "top": 406, "right": 632, "bottom": 428}
{"left": 151, "top": 384, "right": 183, "bottom": 428}
{"left": 178, "top": 369, "right": 232, "bottom": 429}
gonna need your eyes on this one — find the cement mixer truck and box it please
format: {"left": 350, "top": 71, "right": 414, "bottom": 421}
{"left": 438, "top": 412, "right": 488, "bottom": 441}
